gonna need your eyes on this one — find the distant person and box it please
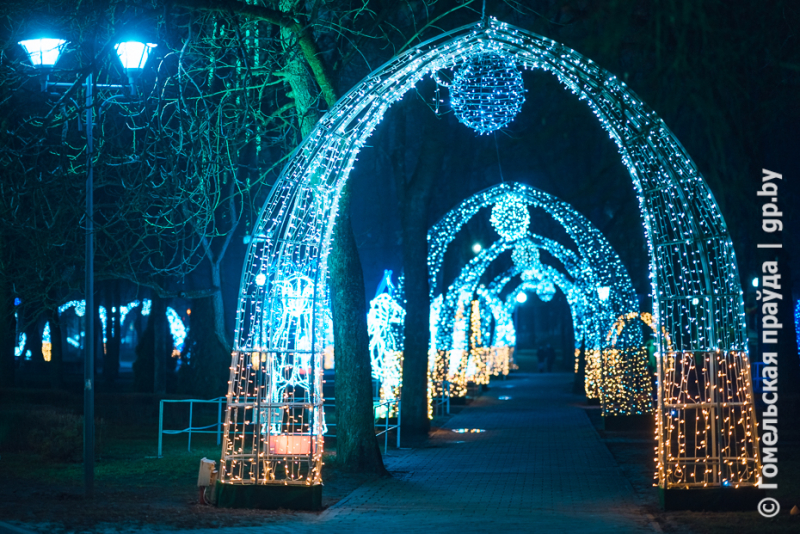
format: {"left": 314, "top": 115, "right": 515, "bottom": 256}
{"left": 545, "top": 344, "right": 556, "bottom": 372}
{"left": 537, "top": 347, "right": 547, "bottom": 373}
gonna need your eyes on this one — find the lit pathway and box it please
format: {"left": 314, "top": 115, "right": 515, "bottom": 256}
{"left": 178, "top": 372, "right": 658, "bottom": 534}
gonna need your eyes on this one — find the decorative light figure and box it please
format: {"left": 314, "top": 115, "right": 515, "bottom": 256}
{"left": 450, "top": 53, "right": 525, "bottom": 135}
{"left": 367, "top": 270, "right": 405, "bottom": 416}
{"left": 166, "top": 307, "right": 188, "bottom": 355}
{"left": 512, "top": 240, "right": 539, "bottom": 270}
{"left": 490, "top": 194, "right": 529, "bottom": 241}
{"left": 42, "top": 322, "right": 52, "bottom": 362}
{"left": 534, "top": 279, "right": 556, "bottom": 302}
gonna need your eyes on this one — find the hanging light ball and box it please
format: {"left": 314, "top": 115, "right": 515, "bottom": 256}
{"left": 512, "top": 241, "right": 540, "bottom": 271}
{"left": 490, "top": 195, "right": 529, "bottom": 241}
{"left": 450, "top": 53, "right": 526, "bottom": 135}
{"left": 535, "top": 279, "right": 556, "bottom": 302}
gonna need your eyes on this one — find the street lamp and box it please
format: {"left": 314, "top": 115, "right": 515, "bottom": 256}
{"left": 18, "top": 36, "right": 155, "bottom": 499}
{"left": 18, "top": 38, "right": 67, "bottom": 67}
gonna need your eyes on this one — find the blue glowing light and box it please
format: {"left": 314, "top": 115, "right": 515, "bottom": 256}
{"left": 449, "top": 53, "right": 525, "bottom": 135}
{"left": 114, "top": 41, "right": 156, "bottom": 70}
{"left": 18, "top": 38, "right": 67, "bottom": 67}
{"left": 367, "top": 270, "right": 405, "bottom": 413}
{"left": 14, "top": 333, "right": 26, "bottom": 358}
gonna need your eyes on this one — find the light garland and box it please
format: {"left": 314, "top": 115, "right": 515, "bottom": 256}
{"left": 466, "top": 299, "right": 490, "bottom": 385}
{"left": 228, "top": 19, "right": 757, "bottom": 492}
{"left": 657, "top": 350, "right": 759, "bottom": 489}
{"left": 449, "top": 53, "right": 525, "bottom": 135}
{"left": 490, "top": 194, "right": 530, "bottom": 241}
{"left": 600, "top": 312, "right": 656, "bottom": 416}
{"left": 511, "top": 240, "right": 540, "bottom": 270}
{"left": 795, "top": 299, "right": 799, "bottom": 356}
{"left": 428, "top": 182, "right": 638, "bottom": 369}
{"left": 42, "top": 322, "right": 52, "bottom": 362}
{"left": 367, "top": 270, "right": 405, "bottom": 417}
{"left": 53, "top": 299, "right": 187, "bottom": 357}
{"left": 429, "top": 183, "right": 639, "bottom": 413}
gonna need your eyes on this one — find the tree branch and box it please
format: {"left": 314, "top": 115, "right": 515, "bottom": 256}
{"left": 173, "top": 0, "right": 338, "bottom": 107}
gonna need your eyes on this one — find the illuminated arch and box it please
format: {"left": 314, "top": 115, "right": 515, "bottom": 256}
{"left": 427, "top": 182, "right": 637, "bottom": 355}
{"left": 226, "top": 19, "right": 758, "bottom": 492}
{"left": 433, "top": 232, "right": 639, "bottom": 413}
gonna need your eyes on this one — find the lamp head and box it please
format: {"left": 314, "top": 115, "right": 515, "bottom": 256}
{"left": 114, "top": 41, "right": 156, "bottom": 71}
{"left": 18, "top": 38, "right": 67, "bottom": 68}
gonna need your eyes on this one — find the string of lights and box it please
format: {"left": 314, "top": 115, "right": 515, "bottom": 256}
{"left": 228, "top": 19, "right": 756, "bottom": 491}
{"left": 428, "top": 183, "right": 639, "bottom": 414}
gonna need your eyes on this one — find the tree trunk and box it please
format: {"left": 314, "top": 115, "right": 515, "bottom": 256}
{"left": 152, "top": 295, "right": 168, "bottom": 395}
{"left": 275, "top": 0, "right": 383, "bottom": 472}
{"left": 48, "top": 309, "right": 63, "bottom": 389}
{"left": 0, "top": 279, "right": 15, "bottom": 387}
{"left": 399, "top": 116, "right": 446, "bottom": 440}
{"left": 103, "top": 281, "right": 121, "bottom": 385}
{"left": 329, "top": 182, "right": 386, "bottom": 474}
{"left": 768, "top": 246, "right": 800, "bottom": 442}
{"left": 209, "top": 263, "right": 230, "bottom": 350}
{"left": 180, "top": 296, "right": 230, "bottom": 397}
{"left": 23, "top": 312, "right": 43, "bottom": 364}
{"left": 573, "top": 336, "right": 586, "bottom": 395}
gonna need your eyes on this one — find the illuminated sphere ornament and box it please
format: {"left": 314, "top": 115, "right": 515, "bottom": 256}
{"left": 512, "top": 241, "right": 539, "bottom": 271}
{"left": 535, "top": 279, "right": 556, "bottom": 302}
{"left": 450, "top": 53, "right": 525, "bottom": 135}
{"left": 490, "top": 195, "right": 529, "bottom": 241}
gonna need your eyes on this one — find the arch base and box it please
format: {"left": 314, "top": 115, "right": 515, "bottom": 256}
{"left": 659, "top": 486, "right": 765, "bottom": 512}
{"left": 602, "top": 413, "right": 653, "bottom": 432}
{"left": 215, "top": 481, "right": 322, "bottom": 510}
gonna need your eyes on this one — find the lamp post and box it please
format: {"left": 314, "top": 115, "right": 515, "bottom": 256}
{"left": 18, "top": 37, "right": 155, "bottom": 499}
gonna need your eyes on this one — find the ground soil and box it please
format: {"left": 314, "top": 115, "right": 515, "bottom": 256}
{"left": 3, "top": 377, "right": 799, "bottom": 533}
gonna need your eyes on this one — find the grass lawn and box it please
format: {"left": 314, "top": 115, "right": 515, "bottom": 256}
{"left": 0, "top": 400, "right": 380, "bottom": 533}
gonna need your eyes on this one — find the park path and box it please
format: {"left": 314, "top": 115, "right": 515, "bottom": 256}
{"left": 177, "top": 372, "right": 659, "bottom": 534}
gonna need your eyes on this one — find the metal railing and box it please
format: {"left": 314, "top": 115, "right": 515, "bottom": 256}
{"left": 323, "top": 397, "right": 401, "bottom": 449}
{"left": 431, "top": 380, "right": 451, "bottom": 416}
{"left": 157, "top": 396, "right": 401, "bottom": 456}
{"left": 157, "top": 397, "right": 225, "bottom": 458}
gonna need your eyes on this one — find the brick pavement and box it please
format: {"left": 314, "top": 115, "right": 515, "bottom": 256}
{"left": 172, "top": 372, "right": 658, "bottom": 534}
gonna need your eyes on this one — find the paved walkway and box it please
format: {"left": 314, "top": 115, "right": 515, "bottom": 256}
{"left": 175, "top": 372, "right": 659, "bottom": 534}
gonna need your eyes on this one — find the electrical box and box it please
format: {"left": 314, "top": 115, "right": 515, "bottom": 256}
{"left": 197, "top": 457, "right": 216, "bottom": 487}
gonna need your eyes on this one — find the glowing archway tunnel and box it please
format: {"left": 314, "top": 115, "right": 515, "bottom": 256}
{"left": 426, "top": 182, "right": 643, "bottom": 415}
{"left": 225, "top": 19, "right": 759, "bottom": 492}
